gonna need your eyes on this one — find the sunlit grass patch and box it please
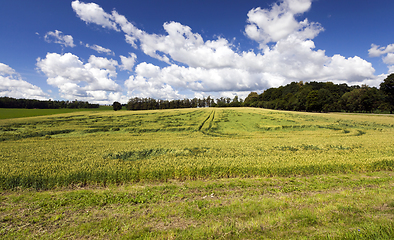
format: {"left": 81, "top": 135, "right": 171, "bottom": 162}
{"left": 1, "top": 172, "right": 394, "bottom": 239}
{"left": 0, "top": 107, "right": 393, "bottom": 191}
{"left": 0, "top": 106, "right": 113, "bottom": 119}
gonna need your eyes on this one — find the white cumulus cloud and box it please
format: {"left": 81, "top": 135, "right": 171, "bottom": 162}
{"left": 36, "top": 53, "right": 122, "bottom": 103}
{"left": 368, "top": 43, "right": 394, "bottom": 57}
{"left": 369, "top": 43, "right": 394, "bottom": 73}
{"left": 120, "top": 53, "right": 137, "bottom": 71}
{"left": 68, "top": 0, "right": 380, "bottom": 101}
{"left": 44, "top": 30, "right": 75, "bottom": 47}
{"left": 0, "top": 63, "right": 48, "bottom": 100}
{"left": 383, "top": 53, "right": 394, "bottom": 65}
{"left": 125, "top": 75, "right": 183, "bottom": 100}
{"left": 86, "top": 55, "right": 118, "bottom": 72}
{"left": 72, "top": 0, "right": 119, "bottom": 31}
{"left": 0, "top": 63, "right": 16, "bottom": 75}
{"left": 244, "top": 0, "right": 318, "bottom": 46}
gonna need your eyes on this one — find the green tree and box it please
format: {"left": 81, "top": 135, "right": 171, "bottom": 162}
{"left": 380, "top": 73, "right": 394, "bottom": 113}
{"left": 306, "top": 90, "right": 320, "bottom": 112}
{"left": 341, "top": 91, "right": 357, "bottom": 112}
{"left": 293, "top": 87, "right": 311, "bottom": 111}
{"left": 244, "top": 92, "right": 259, "bottom": 106}
{"left": 340, "top": 86, "right": 383, "bottom": 113}
{"left": 206, "top": 96, "right": 212, "bottom": 107}
{"left": 230, "top": 96, "right": 241, "bottom": 107}
{"left": 317, "top": 88, "right": 334, "bottom": 112}
{"left": 112, "top": 101, "right": 122, "bottom": 111}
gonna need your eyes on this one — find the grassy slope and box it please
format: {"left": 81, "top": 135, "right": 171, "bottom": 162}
{"left": 0, "top": 108, "right": 394, "bottom": 239}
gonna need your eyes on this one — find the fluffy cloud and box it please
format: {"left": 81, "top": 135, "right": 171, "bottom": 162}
{"left": 69, "top": 0, "right": 379, "bottom": 101}
{"left": 71, "top": 0, "right": 119, "bottom": 31}
{"left": 369, "top": 43, "right": 394, "bottom": 73}
{"left": 245, "top": 0, "right": 318, "bottom": 46}
{"left": 120, "top": 53, "right": 137, "bottom": 71}
{"left": 383, "top": 53, "right": 394, "bottom": 65}
{"left": 388, "top": 66, "right": 394, "bottom": 74}
{"left": 45, "top": 30, "right": 75, "bottom": 47}
{"left": 125, "top": 75, "right": 183, "bottom": 100}
{"left": 120, "top": 27, "right": 375, "bottom": 97}
{"left": 0, "top": 63, "right": 16, "bottom": 75}
{"left": 86, "top": 55, "right": 118, "bottom": 72}
{"left": 124, "top": 62, "right": 183, "bottom": 99}
{"left": 126, "top": 51, "right": 375, "bottom": 100}
{"left": 85, "top": 43, "right": 114, "bottom": 55}
{"left": 368, "top": 43, "right": 394, "bottom": 57}
{"left": 36, "top": 53, "right": 122, "bottom": 103}
{"left": 0, "top": 63, "right": 48, "bottom": 99}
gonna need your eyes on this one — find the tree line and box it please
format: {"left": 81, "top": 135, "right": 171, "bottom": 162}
{"left": 123, "top": 73, "right": 394, "bottom": 113}
{"left": 0, "top": 97, "right": 99, "bottom": 109}
{"left": 3, "top": 74, "right": 392, "bottom": 113}
{"left": 244, "top": 73, "right": 394, "bottom": 113}
{"left": 123, "top": 95, "right": 243, "bottom": 111}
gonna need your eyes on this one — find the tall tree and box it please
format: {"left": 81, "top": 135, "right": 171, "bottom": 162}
{"left": 306, "top": 90, "right": 320, "bottom": 112}
{"left": 380, "top": 73, "right": 394, "bottom": 113}
{"left": 244, "top": 92, "right": 259, "bottom": 106}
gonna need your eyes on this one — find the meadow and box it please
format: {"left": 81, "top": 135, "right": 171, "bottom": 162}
{"left": 0, "top": 107, "right": 393, "bottom": 239}
{"left": 0, "top": 106, "right": 113, "bottom": 119}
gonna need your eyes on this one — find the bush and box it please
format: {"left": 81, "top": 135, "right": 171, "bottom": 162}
{"left": 112, "top": 102, "right": 122, "bottom": 111}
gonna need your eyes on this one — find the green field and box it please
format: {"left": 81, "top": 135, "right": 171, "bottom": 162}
{"left": 1, "top": 108, "right": 393, "bottom": 239}
{"left": 0, "top": 106, "right": 114, "bottom": 119}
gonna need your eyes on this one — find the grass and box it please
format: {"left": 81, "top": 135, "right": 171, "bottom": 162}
{"left": 0, "top": 107, "right": 393, "bottom": 239}
{"left": 1, "top": 171, "right": 393, "bottom": 239}
{"left": 1, "top": 108, "right": 393, "bottom": 189}
{"left": 0, "top": 106, "right": 114, "bottom": 119}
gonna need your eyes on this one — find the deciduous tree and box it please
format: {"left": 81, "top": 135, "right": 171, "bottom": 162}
{"left": 113, "top": 101, "right": 122, "bottom": 111}
{"left": 380, "top": 73, "right": 394, "bottom": 113}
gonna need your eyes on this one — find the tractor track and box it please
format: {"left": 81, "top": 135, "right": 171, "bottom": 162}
{"left": 198, "top": 110, "right": 215, "bottom": 131}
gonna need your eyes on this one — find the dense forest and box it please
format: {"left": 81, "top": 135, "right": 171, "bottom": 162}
{"left": 0, "top": 97, "right": 99, "bottom": 109}
{"left": 244, "top": 73, "right": 394, "bottom": 113}
{"left": 243, "top": 81, "right": 386, "bottom": 112}
{"left": 125, "top": 73, "right": 394, "bottom": 113}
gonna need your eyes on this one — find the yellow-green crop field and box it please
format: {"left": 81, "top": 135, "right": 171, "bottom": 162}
{"left": 1, "top": 108, "right": 393, "bottom": 190}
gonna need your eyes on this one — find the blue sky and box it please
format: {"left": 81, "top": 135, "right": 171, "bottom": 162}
{"left": 1, "top": 0, "right": 394, "bottom": 104}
